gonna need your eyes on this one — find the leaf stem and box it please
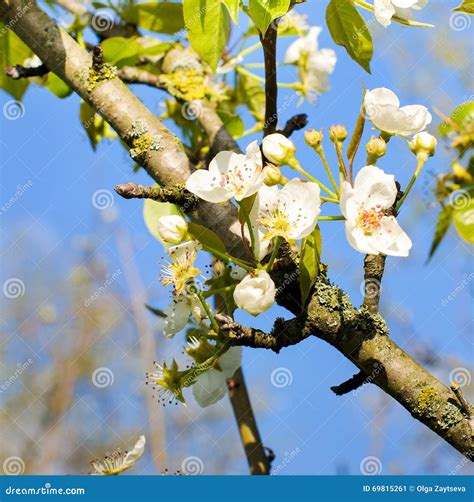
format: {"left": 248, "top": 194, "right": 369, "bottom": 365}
{"left": 237, "top": 200, "right": 256, "bottom": 257}
{"left": 196, "top": 288, "right": 221, "bottom": 335}
{"left": 396, "top": 155, "right": 428, "bottom": 211}
{"left": 319, "top": 215, "right": 345, "bottom": 221}
{"left": 236, "top": 66, "right": 301, "bottom": 90}
{"left": 315, "top": 146, "right": 340, "bottom": 196}
{"left": 289, "top": 158, "right": 338, "bottom": 199}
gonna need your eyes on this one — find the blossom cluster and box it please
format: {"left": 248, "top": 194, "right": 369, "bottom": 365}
{"left": 146, "top": 86, "right": 436, "bottom": 408}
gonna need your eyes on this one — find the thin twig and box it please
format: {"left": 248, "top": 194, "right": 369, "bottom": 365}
{"left": 261, "top": 23, "right": 278, "bottom": 136}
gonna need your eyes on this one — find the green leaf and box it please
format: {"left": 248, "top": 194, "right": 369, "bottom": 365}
{"left": 101, "top": 37, "right": 144, "bottom": 68}
{"left": 80, "top": 101, "right": 115, "bottom": 150}
{"left": 45, "top": 73, "right": 72, "bottom": 98}
{"left": 183, "top": 0, "right": 230, "bottom": 71}
{"left": 326, "top": 0, "right": 373, "bottom": 73}
{"left": 428, "top": 204, "right": 454, "bottom": 259}
{"left": 217, "top": 109, "right": 245, "bottom": 137}
{"left": 439, "top": 101, "right": 474, "bottom": 136}
{"left": 143, "top": 198, "right": 181, "bottom": 245}
{"left": 347, "top": 89, "right": 366, "bottom": 165}
{"left": 299, "top": 226, "right": 322, "bottom": 305}
{"left": 221, "top": 0, "right": 239, "bottom": 23}
{"left": 236, "top": 71, "right": 265, "bottom": 123}
{"left": 121, "top": 2, "right": 184, "bottom": 34}
{"left": 248, "top": 0, "right": 290, "bottom": 35}
{"left": 453, "top": 0, "right": 474, "bottom": 14}
{"left": 0, "top": 23, "right": 33, "bottom": 99}
{"left": 187, "top": 221, "right": 227, "bottom": 254}
{"left": 145, "top": 304, "right": 166, "bottom": 317}
{"left": 453, "top": 198, "right": 474, "bottom": 244}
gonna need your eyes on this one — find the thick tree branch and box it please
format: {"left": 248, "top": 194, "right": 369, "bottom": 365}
{"left": 0, "top": 0, "right": 244, "bottom": 259}
{"left": 221, "top": 275, "right": 474, "bottom": 461}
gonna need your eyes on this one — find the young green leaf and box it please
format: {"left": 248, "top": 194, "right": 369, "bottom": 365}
{"left": 453, "top": 0, "right": 474, "bottom": 14}
{"left": 45, "top": 73, "right": 72, "bottom": 98}
{"left": 221, "top": 0, "right": 239, "bottom": 24}
{"left": 187, "top": 222, "right": 227, "bottom": 254}
{"left": 299, "top": 226, "right": 322, "bottom": 305}
{"left": 248, "top": 0, "right": 291, "bottom": 35}
{"left": 439, "top": 101, "right": 474, "bottom": 136}
{"left": 101, "top": 37, "right": 144, "bottom": 68}
{"left": 121, "top": 2, "right": 184, "bottom": 34}
{"left": 453, "top": 199, "right": 474, "bottom": 244}
{"left": 326, "top": 0, "right": 373, "bottom": 73}
{"left": 237, "top": 71, "right": 266, "bottom": 124}
{"left": 428, "top": 204, "right": 454, "bottom": 259}
{"left": 183, "top": 0, "right": 231, "bottom": 71}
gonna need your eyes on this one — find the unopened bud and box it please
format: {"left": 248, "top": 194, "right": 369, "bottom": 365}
{"left": 304, "top": 129, "right": 323, "bottom": 149}
{"left": 366, "top": 135, "right": 387, "bottom": 161}
{"left": 157, "top": 215, "right": 188, "bottom": 244}
{"left": 262, "top": 133, "right": 296, "bottom": 166}
{"left": 263, "top": 164, "right": 287, "bottom": 186}
{"left": 409, "top": 132, "right": 437, "bottom": 158}
{"left": 329, "top": 125, "right": 347, "bottom": 143}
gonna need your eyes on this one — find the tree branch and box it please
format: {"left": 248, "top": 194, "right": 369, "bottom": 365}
{"left": 261, "top": 23, "right": 278, "bottom": 136}
{"left": 114, "top": 182, "right": 199, "bottom": 212}
{"left": 221, "top": 275, "right": 474, "bottom": 461}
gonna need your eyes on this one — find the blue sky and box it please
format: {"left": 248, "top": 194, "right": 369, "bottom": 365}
{"left": 0, "top": 0, "right": 473, "bottom": 475}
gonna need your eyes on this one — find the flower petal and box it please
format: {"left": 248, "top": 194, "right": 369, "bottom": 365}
{"left": 163, "top": 296, "right": 190, "bottom": 337}
{"left": 371, "top": 216, "right": 413, "bottom": 257}
{"left": 374, "top": 0, "right": 396, "bottom": 26}
{"left": 279, "top": 179, "right": 321, "bottom": 239}
{"left": 123, "top": 436, "right": 146, "bottom": 467}
{"left": 185, "top": 169, "right": 231, "bottom": 203}
{"left": 219, "top": 346, "right": 242, "bottom": 377}
{"left": 193, "top": 370, "right": 227, "bottom": 407}
{"left": 345, "top": 223, "right": 380, "bottom": 255}
{"left": 398, "top": 105, "right": 432, "bottom": 136}
{"left": 353, "top": 165, "right": 397, "bottom": 209}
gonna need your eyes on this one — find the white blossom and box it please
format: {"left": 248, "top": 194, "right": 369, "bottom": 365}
{"left": 285, "top": 26, "right": 336, "bottom": 99}
{"left": 340, "top": 165, "right": 412, "bottom": 256}
{"left": 233, "top": 270, "right": 276, "bottom": 315}
{"left": 192, "top": 346, "right": 242, "bottom": 407}
{"left": 160, "top": 241, "right": 201, "bottom": 294}
{"left": 250, "top": 179, "right": 321, "bottom": 243}
{"left": 162, "top": 294, "right": 204, "bottom": 338}
{"left": 374, "top": 0, "right": 428, "bottom": 27}
{"left": 185, "top": 141, "right": 264, "bottom": 203}
{"left": 364, "top": 87, "right": 432, "bottom": 137}
{"left": 91, "top": 436, "right": 146, "bottom": 475}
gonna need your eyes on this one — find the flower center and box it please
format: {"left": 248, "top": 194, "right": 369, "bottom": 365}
{"left": 161, "top": 252, "right": 199, "bottom": 294}
{"left": 356, "top": 207, "right": 383, "bottom": 235}
{"left": 258, "top": 209, "right": 291, "bottom": 240}
{"left": 220, "top": 165, "right": 245, "bottom": 194}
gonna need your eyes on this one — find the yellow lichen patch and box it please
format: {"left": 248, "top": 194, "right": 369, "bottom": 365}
{"left": 129, "top": 132, "right": 160, "bottom": 162}
{"left": 87, "top": 63, "right": 117, "bottom": 92}
{"left": 415, "top": 386, "right": 438, "bottom": 414}
{"left": 159, "top": 69, "right": 206, "bottom": 101}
